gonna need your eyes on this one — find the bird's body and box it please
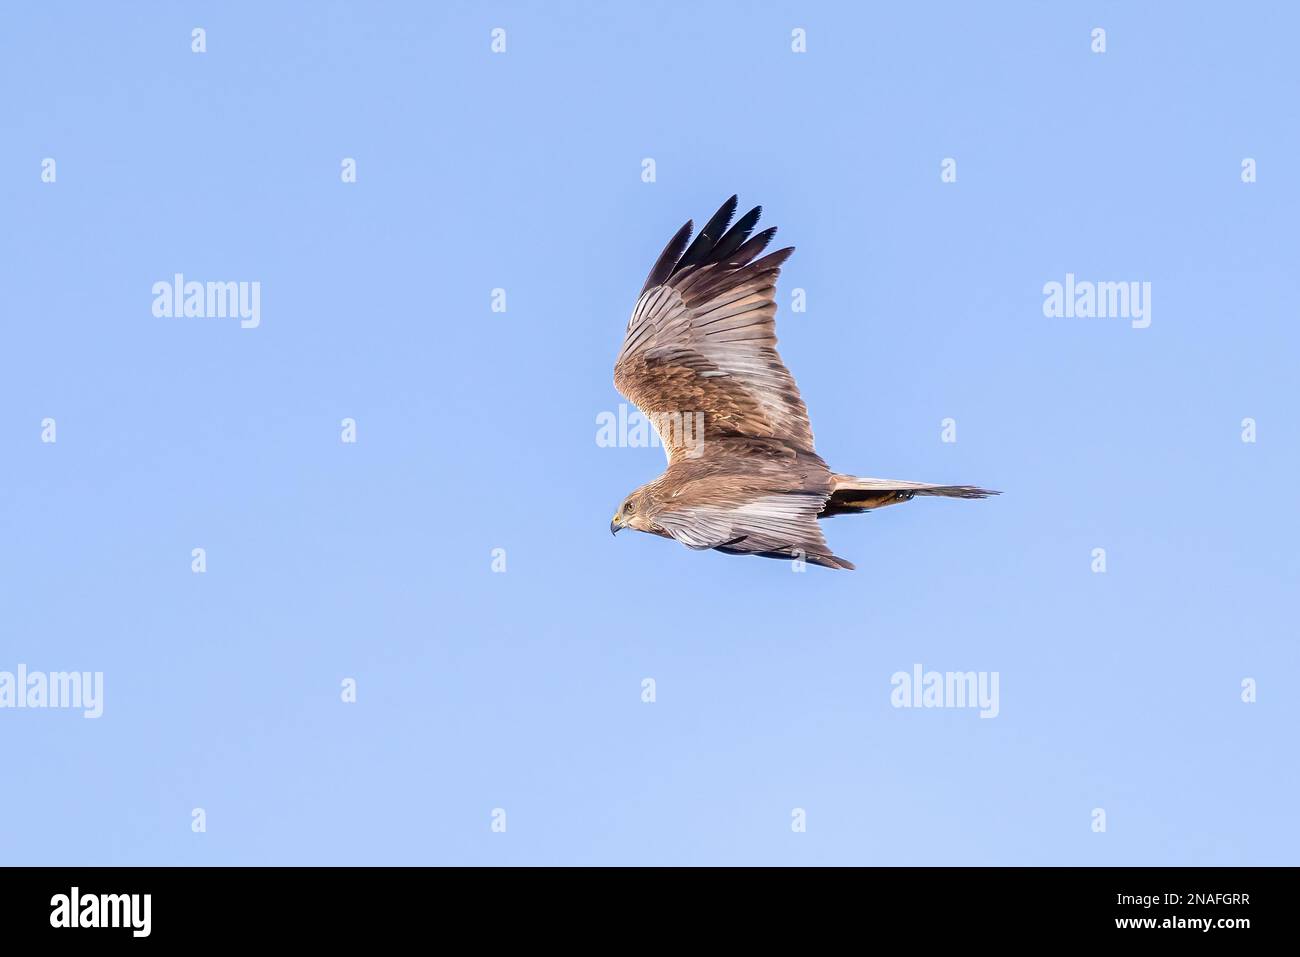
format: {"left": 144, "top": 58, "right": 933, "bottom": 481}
{"left": 610, "top": 196, "right": 997, "bottom": 569}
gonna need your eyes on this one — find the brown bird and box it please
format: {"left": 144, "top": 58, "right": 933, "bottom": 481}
{"left": 610, "top": 196, "right": 998, "bottom": 569}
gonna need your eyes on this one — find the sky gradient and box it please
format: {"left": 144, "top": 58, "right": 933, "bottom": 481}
{"left": 1, "top": 1, "right": 1296, "bottom": 865}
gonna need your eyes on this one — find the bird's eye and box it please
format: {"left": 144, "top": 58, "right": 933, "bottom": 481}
{"left": 622, "top": 503, "right": 632, "bottom": 515}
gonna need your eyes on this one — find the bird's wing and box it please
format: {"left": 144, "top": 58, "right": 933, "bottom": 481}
{"left": 614, "top": 196, "right": 814, "bottom": 464}
{"left": 654, "top": 489, "right": 853, "bottom": 570}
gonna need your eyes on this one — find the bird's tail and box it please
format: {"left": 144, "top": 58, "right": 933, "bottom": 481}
{"left": 820, "top": 474, "right": 1000, "bottom": 517}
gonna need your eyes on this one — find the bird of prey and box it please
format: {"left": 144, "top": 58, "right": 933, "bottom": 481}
{"left": 609, "top": 196, "right": 998, "bottom": 570}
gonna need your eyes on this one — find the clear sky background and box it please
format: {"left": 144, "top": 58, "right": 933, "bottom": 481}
{"left": 1, "top": 1, "right": 1296, "bottom": 865}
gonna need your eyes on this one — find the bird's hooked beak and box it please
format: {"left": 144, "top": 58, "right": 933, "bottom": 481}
{"left": 610, "top": 513, "right": 623, "bottom": 536}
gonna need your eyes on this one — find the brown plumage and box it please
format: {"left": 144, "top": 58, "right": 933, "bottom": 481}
{"left": 610, "top": 196, "right": 998, "bottom": 569}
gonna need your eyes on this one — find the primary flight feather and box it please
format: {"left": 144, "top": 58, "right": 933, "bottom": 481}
{"left": 610, "top": 196, "right": 998, "bottom": 570}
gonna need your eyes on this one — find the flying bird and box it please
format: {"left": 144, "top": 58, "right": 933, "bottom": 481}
{"left": 610, "top": 196, "right": 998, "bottom": 569}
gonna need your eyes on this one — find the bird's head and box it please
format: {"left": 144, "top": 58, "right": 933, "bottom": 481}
{"left": 610, "top": 490, "right": 656, "bottom": 536}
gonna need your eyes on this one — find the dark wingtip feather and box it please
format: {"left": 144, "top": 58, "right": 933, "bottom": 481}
{"left": 750, "top": 246, "right": 795, "bottom": 272}
{"left": 643, "top": 199, "right": 791, "bottom": 295}
{"left": 711, "top": 205, "right": 763, "bottom": 263}
{"left": 672, "top": 195, "right": 739, "bottom": 275}
{"left": 729, "top": 226, "right": 777, "bottom": 267}
{"left": 640, "top": 220, "right": 693, "bottom": 295}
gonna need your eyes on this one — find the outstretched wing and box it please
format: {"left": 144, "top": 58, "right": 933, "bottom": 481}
{"left": 654, "top": 490, "right": 853, "bottom": 570}
{"left": 614, "top": 196, "right": 814, "bottom": 463}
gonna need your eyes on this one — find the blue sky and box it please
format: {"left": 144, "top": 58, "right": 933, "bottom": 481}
{"left": 1, "top": 1, "right": 1296, "bottom": 865}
